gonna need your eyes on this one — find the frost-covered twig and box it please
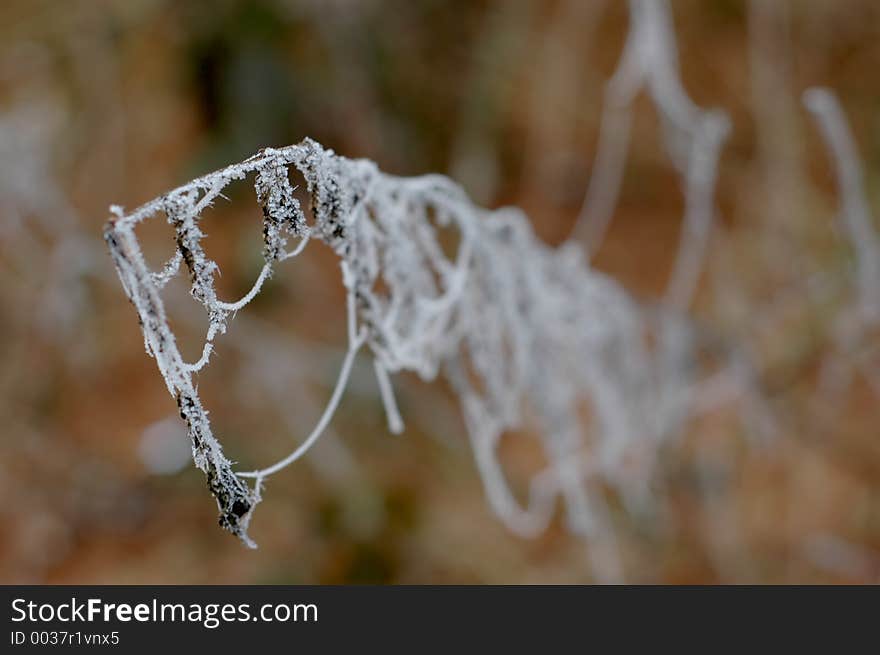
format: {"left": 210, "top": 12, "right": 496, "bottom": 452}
{"left": 559, "top": 1, "right": 747, "bottom": 500}
{"left": 572, "top": 0, "right": 730, "bottom": 309}
{"left": 105, "top": 138, "right": 680, "bottom": 562}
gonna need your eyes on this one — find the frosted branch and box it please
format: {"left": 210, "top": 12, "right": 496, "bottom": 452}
{"left": 572, "top": 0, "right": 731, "bottom": 310}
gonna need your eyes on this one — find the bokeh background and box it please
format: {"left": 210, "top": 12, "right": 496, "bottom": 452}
{"left": 1, "top": 0, "right": 879, "bottom": 583}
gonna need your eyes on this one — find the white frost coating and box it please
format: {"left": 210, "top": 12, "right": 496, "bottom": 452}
{"left": 563, "top": 0, "right": 740, "bottom": 501}
{"left": 106, "top": 138, "right": 680, "bottom": 556}
{"left": 236, "top": 325, "right": 367, "bottom": 480}
{"left": 572, "top": 0, "right": 730, "bottom": 309}
{"left": 562, "top": 2, "right": 735, "bottom": 494}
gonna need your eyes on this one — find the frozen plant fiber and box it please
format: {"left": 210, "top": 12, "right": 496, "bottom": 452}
{"left": 106, "top": 138, "right": 676, "bottom": 559}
